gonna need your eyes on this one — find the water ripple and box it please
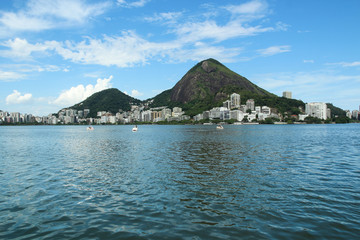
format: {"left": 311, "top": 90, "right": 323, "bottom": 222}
{"left": 1, "top": 125, "right": 360, "bottom": 239}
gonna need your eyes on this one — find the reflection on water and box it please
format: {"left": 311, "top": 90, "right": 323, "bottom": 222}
{"left": 0, "top": 124, "right": 360, "bottom": 239}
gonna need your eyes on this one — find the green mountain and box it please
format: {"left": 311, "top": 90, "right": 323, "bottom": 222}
{"left": 326, "top": 103, "right": 346, "bottom": 117}
{"left": 69, "top": 88, "right": 141, "bottom": 117}
{"left": 150, "top": 58, "right": 305, "bottom": 116}
{"left": 64, "top": 59, "right": 344, "bottom": 119}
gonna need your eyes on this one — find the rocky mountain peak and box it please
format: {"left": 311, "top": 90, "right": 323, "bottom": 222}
{"left": 201, "top": 60, "right": 216, "bottom": 73}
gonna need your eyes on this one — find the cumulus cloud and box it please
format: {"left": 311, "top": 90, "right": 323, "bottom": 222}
{"left": 0, "top": 0, "right": 286, "bottom": 66}
{"left": 51, "top": 75, "right": 113, "bottom": 106}
{"left": 257, "top": 45, "right": 291, "bottom": 56}
{"left": 0, "top": 38, "right": 59, "bottom": 59}
{"left": 174, "top": 20, "right": 273, "bottom": 43}
{"left": 130, "top": 89, "right": 143, "bottom": 97}
{"left": 0, "top": 0, "right": 111, "bottom": 37}
{"left": 6, "top": 90, "right": 33, "bottom": 104}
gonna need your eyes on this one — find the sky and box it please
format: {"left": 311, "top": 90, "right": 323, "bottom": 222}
{"left": 0, "top": 0, "right": 360, "bottom": 116}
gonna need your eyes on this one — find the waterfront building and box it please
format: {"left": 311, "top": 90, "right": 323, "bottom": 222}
{"left": 210, "top": 107, "right": 221, "bottom": 119}
{"left": 203, "top": 111, "right": 210, "bottom": 119}
{"left": 230, "top": 93, "right": 241, "bottom": 108}
{"left": 223, "top": 100, "right": 231, "bottom": 109}
{"left": 230, "top": 110, "right": 244, "bottom": 121}
{"left": 352, "top": 110, "right": 359, "bottom": 120}
{"left": 240, "top": 105, "right": 247, "bottom": 112}
{"left": 220, "top": 109, "right": 230, "bottom": 120}
{"left": 161, "top": 108, "right": 172, "bottom": 120}
{"left": 346, "top": 111, "right": 352, "bottom": 119}
{"left": 327, "top": 108, "right": 331, "bottom": 119}
{"left": 180, "top": 115, "right": 190, "bottom": 121}
{"left": 151, "top": 111, "right": 162, "bottom": 121}
{"left": 255, "top": 106, "right": 261, "bottom": 114}
{"left": 299, "top": 114, "right": 308, "bottom": 121}
{"left": 246, "top": 99, "right": 255, "bottom": 111}
{"left": 142, "top": 110, "right": 152, "bottom": 122}
{"left": 84, "top": 109, "right": 90, "bottom": 117}
{"left": 109, "top": 116, "right": 116, "bottom": 124}
{"left": 283, "top": 91, "right": 292, "bottom": 99}
{"left": 78, "top": 110, "right": 84, "bottom": 118}
{"left": 194, "top": 113, "right": 203, "bottom": 121}
{"left": 262, "top": 106, "right": 271, "bottom": 115}
{"left": 247, "top": 113, "right": 256, "bottom": 122}
{"left": 305, "top": 102, "right": 327, "bottom": 120}
{"left": 10, "top": 112, "right": 20, "bottom": 123}
{"left": 172, "top": 107, "right": 184, "bottom": 117}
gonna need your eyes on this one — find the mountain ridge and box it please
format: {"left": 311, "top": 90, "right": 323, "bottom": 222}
{"left": 63, "top": 58, "right": 345, "bottom": 118}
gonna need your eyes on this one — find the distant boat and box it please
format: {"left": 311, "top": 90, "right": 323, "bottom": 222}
{"left": 132, "top": 125, "right": 138, "bottom": 132}
{"left": 87, "top": 126, "right": 94, "bottom": 131}
{"left": 216, "top": 124, "right": 224, "bottom": 130}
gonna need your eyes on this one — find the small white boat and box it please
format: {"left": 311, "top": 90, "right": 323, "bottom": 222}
{"left": 87, "top": 126, "right": 94, "bottom": 131}
{"left": 216, "top": 124, "right": 224, "bottom": 129}
{"left": 132, "top": 125, "right": 138, "bottom": 132}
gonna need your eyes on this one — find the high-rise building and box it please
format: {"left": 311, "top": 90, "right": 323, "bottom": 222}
{"left": 246, "top": 99, "right": 255, "bottom": 111}
{"left": 305, "top": 102, "right": 327, "bottom": 120}
{"left": 283, "top": 91, "right": 292, "bottom": 99}
{"left": 230, "top": 93, "right": 241, "bottom": 108}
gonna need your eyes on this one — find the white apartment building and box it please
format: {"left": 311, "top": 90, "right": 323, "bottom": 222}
{"left": 246, "top": 99, "right": 255, "bottom": 111}
{"left": 283, "top": 91, "right": 292, "bottom": 99}
{"left": 230, "top": 93, "right": 241, "bottom": 108}
{"left": 305, "top": 102, "right": 327, "bottom": 120}
{"left": 262, "top": 106, "right": 271, "bottom": 115}
{"left": 230, "top": 110, "right": 245, "bottom": 121}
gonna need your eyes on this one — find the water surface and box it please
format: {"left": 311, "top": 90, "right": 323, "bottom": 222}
{"left": 1, "top": 124, "right": 359, "bottom": 239}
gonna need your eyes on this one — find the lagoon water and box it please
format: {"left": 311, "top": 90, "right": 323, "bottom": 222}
{"left": 0, "top": 124, "right": 359, "bottom": 239}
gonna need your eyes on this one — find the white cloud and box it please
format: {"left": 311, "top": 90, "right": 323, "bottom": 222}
{"left": 26, "top": 0, "right": 111, "bottom": 24}
{"left": 51, "top": 75, "right": 113, "bottom": 106}
{"left": 6, "top": 90, "right": 33, "bottom": 104}
{"left": 0, "top": 12, "right": 53, "bottom": 32}
{"left": 144, "top": 12, "right": 183, "bottom": 23}
{"left": 0, "top": 71, "right": 25, "bottom": 82}
{"left": 251, "top": 70, "right": 360, "bottom": 109}
{"left": 0, "top": 0, "right": 111, "bottom": 37}
{"left": 0, "top": 38, "right": 59, "bottom": 59}
{"left": 117, "top": 0, "right": 150, "bottom": 8}
{"left": 0, "top": 0, "right": 286, "bottom": 66}
{"left": 174, "top": 20, "right": 273, "bottom": 43}
{"left": 131, "top": 89, "right": 143, "bottom": 97}
{"left": 327, "top": 61, "right": 360, "bottom": 67}
{"left": 303, "top": 60, "right": 314, "bottom": 63}
{"left": 257, "top": 45, "right": 291, "bottom": 56}
{"left": 169, "top": 43, "right": 242, "bottom": 63}
{"left": 53, "top": 32, "right": 182, "bottom": 67}
{"left": 225, "top": 0, "right": 268, "bottom": 15}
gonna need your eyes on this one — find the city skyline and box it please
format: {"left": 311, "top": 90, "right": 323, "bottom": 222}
{"left": 1, "top": 0, "right": 360, "bottom": 116}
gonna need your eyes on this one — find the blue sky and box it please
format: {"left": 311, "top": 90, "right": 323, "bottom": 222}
{"left": 1, "top": 0, "right": 359, "bottom": 116}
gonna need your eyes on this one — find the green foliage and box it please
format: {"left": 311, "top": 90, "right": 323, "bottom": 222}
{"left": 69, "top": 88, "right": 141, "bottom": 118}
{"left": 304, "top": 116, "right": 323, "bottom": 124}
{"left": 334, "top": 116, "right": 350, "bottom": 123}
{"left": 148, "top": 89, "right": 172, "bottom": 108}
{"left": 259, "top": 118, "right": 275, "bottom": 124}
{"left": 327, "top": 103, "right": 346, "bottom": 117}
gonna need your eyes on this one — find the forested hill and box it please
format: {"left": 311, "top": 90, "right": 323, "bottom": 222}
{"left": 69, "top": 88, "right": 141, "bottom": 118}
